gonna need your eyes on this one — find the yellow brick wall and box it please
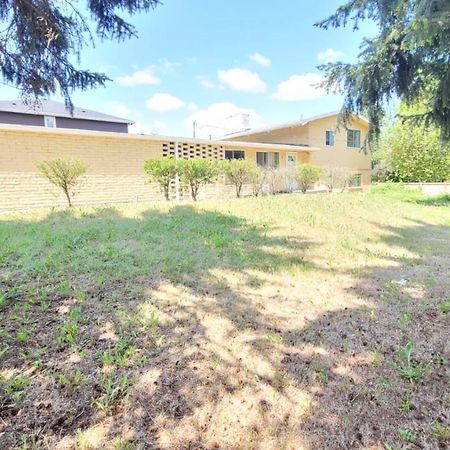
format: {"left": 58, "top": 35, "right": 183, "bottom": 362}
{"left": 0, "top": 126, "right": 310, "bottom": 211}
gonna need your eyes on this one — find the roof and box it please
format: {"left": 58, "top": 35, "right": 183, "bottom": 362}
{"left": 0, "top": 123, "right": 319, "bottom": 152}
{"left": 222, "top": 111, "right": 370, "bottom": 140}
{"left": 0, "top": 99, "right": 134, "bottom": 125}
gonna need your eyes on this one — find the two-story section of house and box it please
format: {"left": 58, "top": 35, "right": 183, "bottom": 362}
{"left": 223, "top": 112, "right": 371, "bottom": 190}
{"left": 0, "top": 99, "right": 133, "bottom": 133}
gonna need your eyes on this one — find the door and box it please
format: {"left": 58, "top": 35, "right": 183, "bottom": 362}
{"left": 286, "top": 153, "right": 298, "bottom": 191}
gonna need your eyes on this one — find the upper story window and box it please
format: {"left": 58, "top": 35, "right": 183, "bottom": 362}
{"left": 325, "top": 130, "right": 335, "bottom": 147}
{"left": 44, "top": 116, "right": 56, "bottom": 128}
{"left": 256, "top": 151, "right": 279, "bottom": 168}
{"left": 225, "top": 150, "right": 245, "bottom": 160}
{"left": 347, "top": 129, "right": 361, "bottom": 148}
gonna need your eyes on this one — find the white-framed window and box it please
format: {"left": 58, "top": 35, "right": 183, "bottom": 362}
{"left": 347, "top": 129, "right": 361, "bottom": 148}
{"left": 349, "top": 174, "right": 362, "bottom": 187}
{"left": 225, "top": 150, "right": 245, "bottom": 160}
{"left": 44, "top": 116, "right": 56, "bottom": 128}
{"left": 256, "top": 151, "right": 279, "bottom": 168}
{"left": 325, "top": 130, "right": 335, "bottom": 147}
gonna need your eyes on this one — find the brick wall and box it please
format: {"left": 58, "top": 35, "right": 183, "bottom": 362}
{"left": 0, "top": 126, "right": 275, "bottom": 211}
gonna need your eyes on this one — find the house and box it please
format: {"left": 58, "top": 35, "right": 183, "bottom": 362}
{"left": 223, "top": 111, "right": 371, "bottom": 189}
{"left": 0, "top": 99, "right": 133, "bottom": 133}
{"left": 0, "top": 125, "right": 318, "bottom": 211}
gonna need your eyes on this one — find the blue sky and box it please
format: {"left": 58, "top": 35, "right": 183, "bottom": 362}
{"left": 0, "top": 0, "right": 376, "bottom": 138}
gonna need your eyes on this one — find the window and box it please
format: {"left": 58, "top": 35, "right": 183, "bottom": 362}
{"left": 44, "top": 116, "right": 56, "bottom": 128}
{"left": 225, "top": 150, "right": 245, "bottom": 160}
{"left": 347, "top": 129, "right": 361, "bottom": 148}
{"left": 256, "top": 152, "right": 279, "bottom": 168}
{"left": 349, "top": 174, "right": 362, "bottom": 187}
{"left": 325, "top": 130, "right": 335, "bottom": 147}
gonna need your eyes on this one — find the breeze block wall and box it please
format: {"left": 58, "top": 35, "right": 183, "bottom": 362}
{"left": 0, "top": 126, "right": 266, "bottom": 211}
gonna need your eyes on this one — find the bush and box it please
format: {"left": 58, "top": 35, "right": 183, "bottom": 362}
{"left": 297, "top": 164, "right": 325, "bottom": 193}
{"left": 264, "top": 168, "right": 286, "bottom": 195}
{"left": 178, "top": 159, "right": 219, "bottom": 201}
{"left": 144, "top": 157, "right": 178, "bottom": 201}
{"left": 220, "top": 160, "right": 255, "bottom": 198}
{"left": 249, "top": 167, "right": 267, "bottom": 196}
{"left": 324, "top": 166, "right": 356, "bottom": 192}
{"left": 38, "top": 158, "right": 87, "bottom": 207}
{"left": 373, "top": 101, "right": 450, "bottom": 183}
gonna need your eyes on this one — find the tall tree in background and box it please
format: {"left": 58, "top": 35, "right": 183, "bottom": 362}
{"left": 316, "top": 1, "right": 450, "bottom": 142}
{"left": 0, "top": 0, "right": 160, "bottom": 107}
{"left": 373, "top": 101, "right": 450, "bottom": 182}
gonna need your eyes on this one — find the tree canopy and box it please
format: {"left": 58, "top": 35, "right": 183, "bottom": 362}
{"left": 0, "top": 0, "right": 160, "bottom": 108}
{"left": 316, "top": 0, "right": 450, "bottom": 142}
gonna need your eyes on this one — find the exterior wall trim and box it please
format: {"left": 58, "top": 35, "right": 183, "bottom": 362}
{"left": 0, "top": 124, "right": 319, "bottom": 152}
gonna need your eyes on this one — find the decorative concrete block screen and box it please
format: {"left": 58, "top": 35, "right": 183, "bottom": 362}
{"left": 162, "top": 141, "right": 225, "bottom": 160}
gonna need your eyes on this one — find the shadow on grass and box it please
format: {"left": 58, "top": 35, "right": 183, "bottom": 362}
{"left": 0, "top": 204, "right": 317, "bottom": 447}
{"left": 410, "top": 193, "right": 450, "bottom": 207}
{"left": 0, "top": 206, "right": 449, "bottom": 448}
{"left": 275, "top": 221, "right": 450, "bottom": 449}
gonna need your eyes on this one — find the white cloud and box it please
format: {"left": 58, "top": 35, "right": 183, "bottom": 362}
{"left": 250, "top": 52, "right": 271, "bottom": 68}
{"left": 196, "top": 75, "right": 216, "bottom": 89}
{"left": 271, "top": 73, "right": 326, "bottom": 101}
{"left": 129, "top": 120, "right": 167, "bottom": 135}
{"left": 157, "top": 58, "right": 181, "bottom": 73}
{"left": 187, "top": 102, "right": 199, "bottom": 112}
{"left": 109, "top": 101, "right": 132, "bottom": 118}
{"left": 218, "top": 68, "right": 267, "bottom": 94}
{"left": 185, "top": 102, "right": 265, "bottom": 139}
{"left": 317, "top": 48, "right": 344, "bottom": 63}
{"left": 146, "top": 93, "right": 185, "bottom": 112}
{"left": 115, "top": 67, "right": 161, "bottom": 87}
{"left": 129, "top": 122, "right": 152, "bottom": 134}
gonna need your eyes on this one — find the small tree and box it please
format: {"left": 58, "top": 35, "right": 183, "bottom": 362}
{"left": 178, "top": 159, "right": 219, "bottom": 201}
{"left": 38, "top": 158, "right": 87, "bottom": 207}
{"left": 144, "top": 157, "right": 178, "bottom": 201}
{"left": 297, "top": 164, "right": 325, "bottom": 194}
{"left": 221, "top": 160, "right": 254, "bottom": 198}
{"left": 324, "top": 167, "right": 356, "bottom": 192}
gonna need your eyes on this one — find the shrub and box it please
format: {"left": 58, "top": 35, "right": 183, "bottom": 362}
{"left": 220, "top": 159, "right": 255, "bottom": 198}
{"left": 324, "top": 167, "right": 356, "bottom": 192}
{"left": 144, "top": 157, "right": 178, "bottom": 201}
{"left": 265, "top": 168, "right": 286, "bottom": 195}
{"left": 178, "top": 159, "right": 219, "bottom": 201}
{"left": 297, "top": 164, "right": 325, "bottom": 193}
{"left": 249, "top": 167, "right": 267, "bottom": 196}
{"left": 38, "top": 158, "right": 87, "bottom": 207}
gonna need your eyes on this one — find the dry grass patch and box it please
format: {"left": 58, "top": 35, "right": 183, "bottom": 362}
{"left": 0, "top": 185, "right": 449, "bottom": 449}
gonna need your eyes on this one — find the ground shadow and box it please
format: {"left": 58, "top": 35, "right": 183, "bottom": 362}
{"left": 0, "top": 204, "right": 318, "bottom": 448}
{"left": 0, "top": 206, "right": 449, "bottom": 448}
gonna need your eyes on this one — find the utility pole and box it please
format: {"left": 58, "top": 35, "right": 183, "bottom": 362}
{"left": 193, "top": 121, "right": 197, "bottom": 138}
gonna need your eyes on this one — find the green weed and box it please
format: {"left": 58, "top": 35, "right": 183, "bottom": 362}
{"left": 93, "top": 373, "right": 131, "bottom": 413}
{"left": 392, "top": 342, "right": 424, "bottom": 383}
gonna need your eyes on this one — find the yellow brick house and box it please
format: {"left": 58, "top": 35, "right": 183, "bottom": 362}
{"left": 223, "top": 111, "right": 371, "bottom": 190}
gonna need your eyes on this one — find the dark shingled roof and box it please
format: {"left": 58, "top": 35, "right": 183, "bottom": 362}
{"left": 0, "top": 99, "right": 134, "bottom": 125}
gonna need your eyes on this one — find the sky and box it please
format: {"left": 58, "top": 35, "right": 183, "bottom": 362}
{"left": 0, "top": 0, "right": 376, "bottom": 139}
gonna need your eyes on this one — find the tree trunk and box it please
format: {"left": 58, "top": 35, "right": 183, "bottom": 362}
{"left": 63, "top": 187, "right": 72, "bottom": 207}
{"left": 164, "top": 184, "right": 170, "bottom": 201}
{"left": 191, "top": 183, "right": 198, "bottom": 201}
{"left": 236, "top": 183, "right": 242, "bottom": 198}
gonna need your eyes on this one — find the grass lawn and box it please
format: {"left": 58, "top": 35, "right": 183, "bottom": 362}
{"left": 1, "top": 184, "right": 449, "bottom": 449}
